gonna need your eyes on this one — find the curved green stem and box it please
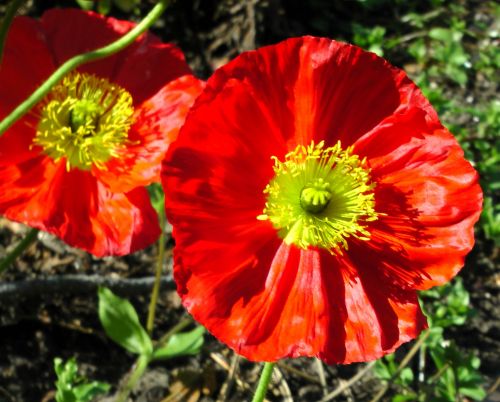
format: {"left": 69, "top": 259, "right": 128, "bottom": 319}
{"left": 0, "top": 228, "right": 38, "bottom": 275}
{"left": 146, "top": 207, "right": 167, "bottom": 334}
{"left": 157, "top": 316, "right": 193, "bottom": 346}
{"left": 115, "top": 355, "right": 149, "bottom": 402}
{"left": 0, "top": 0, "right": 170, "bottom": 137}
{"left": 0, "top": 0, "right": 27, "bottom": 67}
{"left": 115, "top": 317, "right": 193, "bottom": 401}
{"left": 252, "top": 362, "right": 275, "bottom": 402}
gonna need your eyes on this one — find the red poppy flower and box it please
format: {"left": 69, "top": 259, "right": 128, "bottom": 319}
{"left": 0, "top": 9, "right": 204, "bottom": 256}
{"left": 162, "top": 37, "right": 483, "bottom": 363}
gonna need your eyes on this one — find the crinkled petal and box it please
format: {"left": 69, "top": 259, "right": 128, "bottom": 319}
{"left": 40, "top": 8, "right": 192, "bottom": 102}
{"left": 0, "top": 157, "right": 159, "bottom": 256}
{"left": 162, "top": 36, "right": 481, "bottom": 364}
{"left": 0, "top": 16, "right": 55, "bottom": 115}
{"left": 0, "top": 116, "right": 40, "bottom": 165}
{"left": 97, "top": 75, "right": 204, "bottom": 193}
{"left": 112, "top": 37, "right": 192, "bottom": 104}
{"left": 40, "top": 8, "right": 133, "bottom": 78}
{"left": 354, "top": 109, "right": 482, "bottom": 290}
{"left": 320, "top": 251, "right": 427, "bottom": 363}
{"left": 174, "top": 237, "right": 426, "bottom": 363}
{"left": 162, "top": 70, "right": 293, "bottom": 220}
{"left": 0, "top": 155, "right": 60, "bottom": 224}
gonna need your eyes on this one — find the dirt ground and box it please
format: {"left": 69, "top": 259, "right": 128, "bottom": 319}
{"left": 0, "top": 0, "right": 498, "bottom": 401}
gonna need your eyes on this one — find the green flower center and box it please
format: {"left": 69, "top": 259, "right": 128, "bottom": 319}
{"left": 33, "top": 72, "right": 135, "bottom": 171}
{"left": 258, "top": 141, "right": 378, "bottom": 252}
{"left": 300, "top": 178, "right": 332, "bottom": 214}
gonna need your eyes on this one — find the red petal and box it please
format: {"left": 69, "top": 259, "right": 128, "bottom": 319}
{"left": 97, "top": 75, "right": 204, "bottom": 193}
{"left": 162, "top": 70, "right": 292, "bottom": 218}
{"left": 0, "top": 155, "right": 60, "bottom": 224}
{"left": 288, "top": 36, "right": 409, "bottom": 146}
{"left": 0, "top": 16, "right": 55, "bottom": 115}
{"left": 0, "top": 158, "right": 159, "bottom": 256}
{"left": 174, "top": 238, "right": 426, "bottom": 363}
{"left": 354, "top": 111, "right": 482, "bottom": 290}
{"left": 321, "top": 251, "right": 427, "bottom": 363}
{"left": 112, "top": 39, "right": 192, "bottom": 104}
{"left": 40, "top": 9, "right": 192, "bottom": 102}
{"left": 163, "top": 36, "right": 481, "bottom": 364}
{"left": 40, "top": 9, "right": 132, "bottom": 78}
{"left": 0, "top": 116, "right": 40, "bottom": 165}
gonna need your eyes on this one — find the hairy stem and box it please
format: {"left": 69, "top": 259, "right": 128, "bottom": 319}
{"left": 0, "top": 0, "right": 170, "bottom": 137}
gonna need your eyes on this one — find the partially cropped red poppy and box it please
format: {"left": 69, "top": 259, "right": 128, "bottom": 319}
{"left": 0, "top": 9, "right": 204, "bottom": 256}
{"left": 162, "top": 37, "right": 483, "bottom": 364}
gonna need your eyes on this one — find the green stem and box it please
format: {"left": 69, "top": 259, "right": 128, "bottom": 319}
{"left": 115, "top": 318, "right": 192, "bottom": 401}
{"left": 252, "top": 362, "right": 275, "bottom": 402}
{"left": 0, "top": 0, "right": 27, "bottom": 67}
{"left": 156, "top": 316, "right": 193, "bottom": 346}
{"left": 0, "top": 228, "right": 38, "bottom": 275}
{"left": 146, "top": 208, "right": 167, "bottom": 334}
{"left": 115, "top": 355, "right": 149, "bottom": 402}
{"left": 0, "top": 0, "right": 170, "bottom": 138}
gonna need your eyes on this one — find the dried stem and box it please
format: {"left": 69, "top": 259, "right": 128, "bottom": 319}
{"left": 320, "top": 361, "right": 376, "bottom": 402}
{"left": 369, "top": 330, "right": 431, "bottom": 402}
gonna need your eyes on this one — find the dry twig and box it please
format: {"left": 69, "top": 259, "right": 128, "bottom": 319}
{"left": 319, "top": 361, "right": 376, "bottom": 402}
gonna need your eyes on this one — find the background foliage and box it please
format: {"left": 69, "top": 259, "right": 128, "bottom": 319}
{"left": 0, "top": 0, "right": 498, "bottom": 401}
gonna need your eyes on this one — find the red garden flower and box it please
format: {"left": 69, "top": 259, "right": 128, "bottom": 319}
{"left": 0, "top": 9, "right": 204, "bottom": 256}
{"left": 162, "top": 37, "right": 483, "bottom": 363}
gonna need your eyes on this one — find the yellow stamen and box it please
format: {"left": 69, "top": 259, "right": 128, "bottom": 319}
{"left": 32, "top": 71, "right": 135, "bottom": 171}
{"left": 258, "top": 141, "right": 378, "bottom": 253}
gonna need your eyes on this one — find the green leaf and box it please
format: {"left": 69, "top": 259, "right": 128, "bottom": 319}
{"left": 152, "top": 326, "right": 205, "bottom": 361}
{"left": 74, "top": 382, "right": 111, "bottom": 401}
{"left": 97, "top": 0, "right": 112, "bottom": 15}
{"left": 392, "top": 394, "right": 418, "bottom": 402}
{"left": 75, "top": 0, "right": 94, "bottom": 11}
{"left": 429, "top": 28, "right": 453, "bottom": 42}
{"left": 399, "top": 367, "right": 414, "bottom": 386}
{"left": 54, "top": 357, "right": 109, "bottom": 402}
{"left": 98, "top": 287, "right": 153, "bottom": 356}
{"left": 460, "top": 385, "right": 487, "bottom": 400}
{"left": 114, "top": 0, "right": 140, "bottom": 12}
{"left": 373, "top": 361, "right": 391, "bottom": 380}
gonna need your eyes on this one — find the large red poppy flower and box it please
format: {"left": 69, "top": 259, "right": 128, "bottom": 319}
{"left": 0, "top": 9, "right": 204, "bottom": 256}
{"left": 162, "top": 37, "right": 483, "bottom": 364}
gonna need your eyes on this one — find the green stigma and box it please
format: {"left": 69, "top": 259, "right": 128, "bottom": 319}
{"left": 258, "top": 141, "right": 378, "bottom": 253}
{"left": 300, "top": 178, "right": 332, "bottom": 214}
{"left": 32, "top": 72, "right": 135, "bottom": 171}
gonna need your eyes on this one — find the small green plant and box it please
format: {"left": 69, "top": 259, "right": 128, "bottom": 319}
{"left": 374, "top": 279, "right": 486, "bottom": 402}
{"left": 54, "top": 357, "right": 110, "bottom": 402}
{"left": 352, "top": 23, "right": 386, "bottom": 56}
{"left": 98, "top": 287, "right": 205, "bottom": 361}
{"left": 428, "top": 341, "right": 486, "bottom": 401}
{"left": 97, "top": 287, "right": 205, "bottom": 400}
{"left": 76, "top": 0, "right": 141, "bottom": 15}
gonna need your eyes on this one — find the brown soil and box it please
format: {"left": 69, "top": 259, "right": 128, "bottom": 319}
{"left": 0, "top": 1, "right": 498, "bottom": 401}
